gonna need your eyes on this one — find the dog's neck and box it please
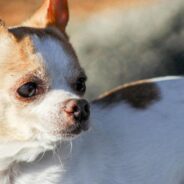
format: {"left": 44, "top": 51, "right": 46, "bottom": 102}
{"left": 0, "top": 141, "right": 55, "bottom": 184}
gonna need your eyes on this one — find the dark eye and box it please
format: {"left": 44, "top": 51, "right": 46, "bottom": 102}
{"left": 17, "top": 82, "right": 38, "bottom": 98}
{"left": 75, "top": 78, "right": 86, "bottom": 93}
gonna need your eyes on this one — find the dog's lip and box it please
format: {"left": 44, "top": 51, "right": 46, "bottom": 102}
{"left": 52, "top": 120, "right": 90, "bottom": 139}
{"left": 61, "top": 121, "right": 89, "bottom": 137}
{"left": 67, "top": 125, "right": 82, "bottom": 134}
{"left": 61, "top": 127, "right": 82, "bottom": 138}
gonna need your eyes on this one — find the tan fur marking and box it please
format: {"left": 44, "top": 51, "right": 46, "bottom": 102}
{"left": 0, "top": 34, "right": 38, "bottom": 76}
{"left": 93, "top": 80, "right": 161, "bottom": 109}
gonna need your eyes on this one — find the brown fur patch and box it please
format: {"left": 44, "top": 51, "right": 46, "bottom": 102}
{"left": 2, "top": 37, "right": 36, "bottom": 72}
{"left": 93, "top": 80, "right": 161, "bottom": 109}
{"left": 0, "top": 33, "right": 41, "bottom": 87}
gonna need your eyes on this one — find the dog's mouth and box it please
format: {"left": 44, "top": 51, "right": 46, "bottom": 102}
{"left": 55, "top": 120, "right": 89, "bottom": 138}
{"left": 62, "top": 126, "right": 82, "bottom": 138}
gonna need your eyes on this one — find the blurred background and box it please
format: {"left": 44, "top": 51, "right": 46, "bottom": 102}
{"left": 0, "top": 0, "right": 184, "bottom": 99}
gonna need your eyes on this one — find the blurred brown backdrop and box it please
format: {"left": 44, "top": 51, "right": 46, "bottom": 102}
{"left": 0, "top": 0, "right": 184, "bottom": 99}
{"left": 0, "top": 0, "right": 150, "bottom": 25}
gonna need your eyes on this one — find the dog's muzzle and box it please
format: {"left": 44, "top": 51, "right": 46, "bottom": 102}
{"left": 63, "top": 99, "right": 90, "bottom": 133}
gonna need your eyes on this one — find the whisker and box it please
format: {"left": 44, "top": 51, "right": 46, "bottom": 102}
{"left": 69, "top": 141, "right": 73, "bottom": 155}
{"left": 54, "top": 147, "right": 64, "bottom": 170}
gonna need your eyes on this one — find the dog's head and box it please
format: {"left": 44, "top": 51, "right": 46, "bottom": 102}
{"left": 0, "top": 0, "right": 90, "bottom": 161}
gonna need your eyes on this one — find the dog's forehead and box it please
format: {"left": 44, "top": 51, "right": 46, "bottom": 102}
{"left": 7, "top": 27, "right": 82, "bottom": 83}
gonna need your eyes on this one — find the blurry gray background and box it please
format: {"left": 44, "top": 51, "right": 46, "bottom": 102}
{"left": 0, "top": 0, "right": 184, "bottom": 99}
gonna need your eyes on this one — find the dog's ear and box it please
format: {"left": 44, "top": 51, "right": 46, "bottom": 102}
{"left": 23, "top": 0, "right": 69, "bottom": 32}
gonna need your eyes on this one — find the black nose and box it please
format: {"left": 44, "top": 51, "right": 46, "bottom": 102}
{"left": 64, "top": 99, "right": 90, "bottom": 122}
{"left": 73, "top": 99, "right": 90, "bottom": 122}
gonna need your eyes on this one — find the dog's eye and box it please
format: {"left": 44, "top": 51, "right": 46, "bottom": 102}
{"left": 75, "top": 78, "right": 86, "bottom": 93}
{"left": 17, "top": 82, "right": 38, "bottom": 98}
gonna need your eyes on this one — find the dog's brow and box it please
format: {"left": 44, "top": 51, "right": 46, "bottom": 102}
{"left": 20, "top": 69, "right": 49, "bottom": 82}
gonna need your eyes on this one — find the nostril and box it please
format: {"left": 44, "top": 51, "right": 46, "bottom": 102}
{"left": 73, "top": 105, "right": 79, "bottom": 113}
{"left": 74, "top": 111, "right": 81, "bottom": 119}
{"left": 73, "top": 105, "right": 81, "bottom": 121}
{"left": 64, "top": 100, "right": 79, "bottom": 114}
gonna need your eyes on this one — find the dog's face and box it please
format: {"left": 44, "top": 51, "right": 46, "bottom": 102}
{"left": 0, "top": 0, "right": 90, "bottom": 154}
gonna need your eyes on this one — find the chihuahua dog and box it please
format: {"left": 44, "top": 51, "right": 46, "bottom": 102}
{"left": 1, "top": 0, "right": 184, "bottom": 184}
{"left": 0, "top": 0, "right": 90, "bottom": 183}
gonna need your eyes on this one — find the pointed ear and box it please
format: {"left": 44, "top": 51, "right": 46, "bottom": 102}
{"left": 23, "top": 0, "right": 69, "bottom": 32}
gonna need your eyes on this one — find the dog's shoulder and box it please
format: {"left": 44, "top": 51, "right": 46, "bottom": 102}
{"left": 92, "top": 76, "right": 183, "bottom": 109}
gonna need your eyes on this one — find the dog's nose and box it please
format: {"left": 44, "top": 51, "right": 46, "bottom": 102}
{"left": 64, "top": 99, "right": 90, "bottom": 122}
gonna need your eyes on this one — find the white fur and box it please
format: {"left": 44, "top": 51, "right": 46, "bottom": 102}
{"left": 12, "top": 77, "right": 184, "bottom": 184}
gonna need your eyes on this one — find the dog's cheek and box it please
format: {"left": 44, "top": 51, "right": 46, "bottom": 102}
{"left": 31, "top": 91, "right": 79, "bottom": 133}
{"left": 31, "top": 102, "right": 62, "bottom": 134}
{"left": 2, "top": 104, "right": 39, "bottom": 141}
